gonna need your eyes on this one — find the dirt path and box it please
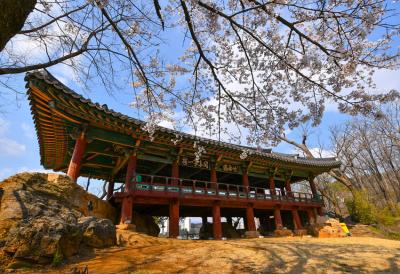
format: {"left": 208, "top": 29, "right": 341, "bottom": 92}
{"left": 20, "top": 234, "right": 400, "bottom": 274}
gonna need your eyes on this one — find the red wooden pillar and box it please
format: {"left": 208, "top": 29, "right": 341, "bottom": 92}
{"left": 242, "top": 174, "right": 249, "bottom": 187}
{"left": 169, "top": 199, "right": 180, "bottom": 238}
{"left": 210, "top": 166, "right": 217, "bottom": 183}
{"left": 246, "top": 205, "right": 256, "bottom": 231}
{"left": 106, "top": 178, "right": 115, "bottom": 200}
{"left": 120, "top": 154, "right": 137, "bottom": 224}
{"left": 242, "top": 169, "right": 249, "bottom": 188}
{"left": 120, "top": 196, "right": 133, "bottom": 224}
{"left": 269, "top": 176, "right": 275, "bottom": 195}
{"left": 274, "top": 207, "right": 283, "bottom": 229}
{"left": 125, "top": 155, "right": 137, "bottom": 192}
{"left": 171, "top": 160, "right": 179, "bottom": 185}
{"left": 285, "top": 178, "right": 292, "bottom": 197}
{"left": 212, "top": 203, "right": 222, "bottom": 239}
{"left": 67, "top": 131, "right": 87, "bottom": 182}
{"left": 292, "top": 208, "right": 303, "bottom": 229}
{"left": 210, "top": 163, "right": 217, "bottom": 191}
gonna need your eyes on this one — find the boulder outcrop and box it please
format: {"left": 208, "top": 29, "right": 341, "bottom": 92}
{"left": 79, "top": 216, "right": 116, "bottom": 248}
{"left": 0, "top": 172, "right": 117, "bottom": 270}
{"left": 309, "top": 217, "right": 346, "bottom": 238}
{"left": 199, "top": 222, "right": 241, "bottom": 239}
{"left": 131, "top": 211, "right": 160, "bottom": 237}
{"left": 114, "top": 211, "right": 160, "bottom": 237}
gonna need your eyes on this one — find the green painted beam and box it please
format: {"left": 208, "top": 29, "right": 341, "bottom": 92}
{"left": 88, "top": 127, "right": 136, "bottom": 147}
{"left": 137, "top": 154, "right": 172, "bottom": 164}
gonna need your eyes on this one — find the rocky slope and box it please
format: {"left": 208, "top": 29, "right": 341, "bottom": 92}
{"left": 0, "top": 172, "right": 117, "bottom": 270}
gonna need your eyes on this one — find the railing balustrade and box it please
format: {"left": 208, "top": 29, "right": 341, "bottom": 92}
{"left": 125, "top": 173, "right": 323, "bottom": 204}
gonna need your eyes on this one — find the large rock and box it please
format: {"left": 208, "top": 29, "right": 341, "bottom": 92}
{"left": 309, "top": 218, "right": 345, "bottom": 238}
{"left": 273, "top": 229, "right": 294, "bottom": 237}
{"left": 108, "top": 211, "right": 160, "bottom": 237}
{"left": 244, "top": 231, "right": 261, "bottom": 238}
{"left": 0, "top": 172, "right": 117, "bottom": 269}
{"left": 132, "top": 212, "right": 160, "bottom": 237}
{"left": 79, "top": 216, "right": 116, "bottom": 248}
{"left": 3, "top": 216, "right": 82, "bottom": 264}
{"left": 199, "top": 222, "right": 241, "bottom": 239}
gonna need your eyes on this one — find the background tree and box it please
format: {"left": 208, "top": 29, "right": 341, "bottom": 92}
{"left": 330, "top": 101, "right": 400, "bottom": 209}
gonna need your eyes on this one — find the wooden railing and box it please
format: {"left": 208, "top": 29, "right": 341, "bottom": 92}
{"left": 123, "top": 174, "right": 323, "bottom": 204}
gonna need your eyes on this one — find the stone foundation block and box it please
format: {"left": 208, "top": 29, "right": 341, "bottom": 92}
{"left": 273, "top": 229, "right": 293, "bottom": 237}
{"left": 244, "top": 230, "right": 261, "bottom": 238}
{"left": 294, "top": 229, "right": 308, "bottom": 236}
{"left": 115, "top": 224, "right": 136, "bottom": 231}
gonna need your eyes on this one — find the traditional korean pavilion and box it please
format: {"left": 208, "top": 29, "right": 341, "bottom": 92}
{"left": 25, "top": 70, "right": 341, "bottom": 239}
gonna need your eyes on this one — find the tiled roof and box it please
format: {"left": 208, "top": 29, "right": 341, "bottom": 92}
{"left": 25, "top": 70, "right": 341, "bottom": 170}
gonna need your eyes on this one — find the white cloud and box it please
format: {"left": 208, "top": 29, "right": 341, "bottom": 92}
{"left": 0, "top": 119, "right": 27, "bottom": 156}
{"left": 5, "top": 35, "right": 45, "bottom": 60}
{"left": 0, "top": 118, "right": 9, "bottom": 135}
{"left": 50, "top": 63, "right": 78, "bottom": 85}
{"left": 371, "top": 69, "right": 400, "bottom": 93}
{"left": 158, "top": 120, "right": 175, "bottom": 129}
{"left": 0, "top": 137, "right": 26, "bottom": 156}
{"left": 299, "top": 147, "right": 335, "bottom": 158}
{"left": 21, "top": 122, "right": 35, "bottom": 139}
{"left": 325, "top": 68, "right": 400, "bottom": 113}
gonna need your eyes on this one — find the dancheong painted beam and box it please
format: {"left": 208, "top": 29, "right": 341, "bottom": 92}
{"left": 26, "top": 70, "right": 341, "bottom": 239}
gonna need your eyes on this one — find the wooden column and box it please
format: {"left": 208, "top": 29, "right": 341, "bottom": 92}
{"left": 246, "top": 205, "right": 256, "bottom": 231}
{"left": 210, "top": 162, "right": 217, "bottom": 191}
{"left": 269, "top": 176, "right": 275, "bottom": 195}
{"left": 171, "top": 160, "right": 179, "bottom": 185}
{"left": 120, "top": 154, "right": 137, "bottom": 224}
{"left": 274, "top": 207, "right": 283, "bottom": 229}
{"left": 292, "top": 208, "right": 303, "bottom": 229}
{"left": 210, "top": 166, "right": 217, "bottom": 183}
{"left": 106, "top": 178, "right": 115, "bottom": 200}
{"left": 67, "top": 131, "right": 87, "bottom": 182}
{"left": 285, "top": 177, "right": 292, "bottom": 196}
{"left": 120, "top": 196, "right": 133, "bottom": 224}
{"left": 212, "top": 203, "right": 222, "bottom": 240}
{"left": 169, "top": 199, "right": 180, "bottom": 238}
{"left": 242, "top": 169, "right": 249, "bottom": 187}
{"left": 125, "top": 154, "right": 137, "bottom": 192}
{"left": 309, "top": 176, "right": 317, "bottom": 197}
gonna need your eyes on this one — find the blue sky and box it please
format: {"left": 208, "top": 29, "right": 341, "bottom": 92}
{"left": 1, "top": 3, "right": 400, "bottom": 196}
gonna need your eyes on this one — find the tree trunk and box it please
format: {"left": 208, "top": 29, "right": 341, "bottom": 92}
{"left": 0, "top": 0, "right": 37, "bottom": 51}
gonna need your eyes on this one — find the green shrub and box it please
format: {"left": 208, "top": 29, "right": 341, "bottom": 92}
{"left": 345, "top": 191, "right": 376, "bottom": 224}
{"left": 375, "top": 207, "right": 396, "bottom": 226}
{"left": 52, "top": 246, "right": 64, "bottom": 266}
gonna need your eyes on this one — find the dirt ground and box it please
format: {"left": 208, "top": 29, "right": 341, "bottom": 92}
{"left": 16, "top": 232, "right": 400, "bottom": 274}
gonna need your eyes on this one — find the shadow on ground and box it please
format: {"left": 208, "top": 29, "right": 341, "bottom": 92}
{"left": 17, "top": 236, "right": 400, "bottom": 274}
